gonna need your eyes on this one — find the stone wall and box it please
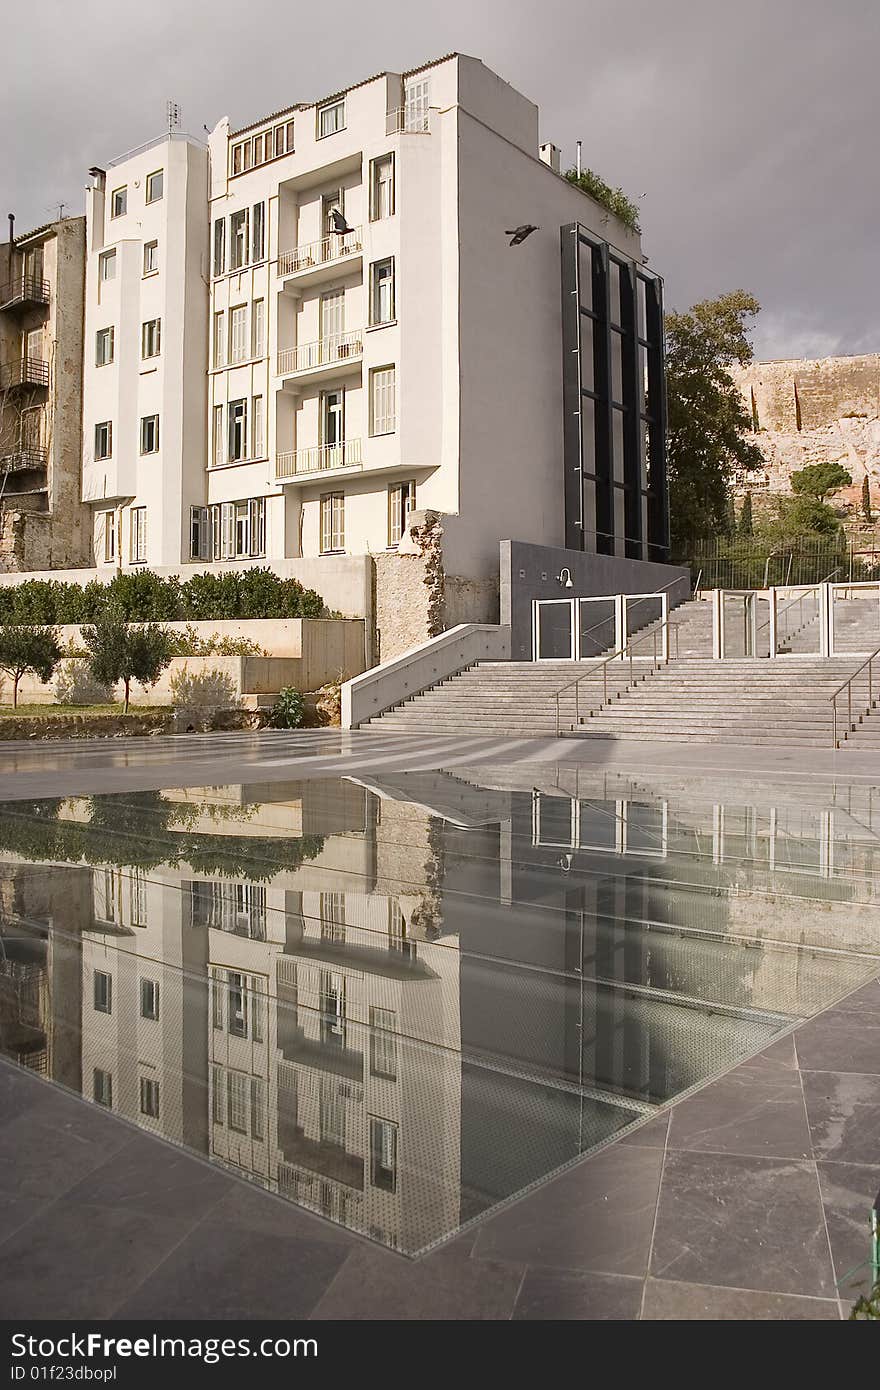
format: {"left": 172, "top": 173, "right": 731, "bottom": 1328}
{"left": 731, "top": 354, "right": 880, "bottom": 508}
{"left": 373, "top": 510, "right": 499, "bottom": 663}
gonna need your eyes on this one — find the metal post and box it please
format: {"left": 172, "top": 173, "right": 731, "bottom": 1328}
{"left": 615, "top": 594, "right": 626, "bottom": 659}
{"left": 660, "top": 592, "right": 669, "bottom": 661}
{"left": 820, "top": 583, "right": 831, "bottom": 658}
{"left": 712, "top": 588, "right": 724, "bottom": 659}
{"left": 768, "top": 588, "right": 778, "bottom": 658}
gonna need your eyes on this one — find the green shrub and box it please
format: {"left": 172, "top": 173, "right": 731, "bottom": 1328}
{"left": 54, "top": 659, "right": 115, "bottom": 706}
{"left": 0, "top": 569, "right": 327, "bottom": 624}
{"left": 268, "top": 686, "right": 305, "bottom": 729}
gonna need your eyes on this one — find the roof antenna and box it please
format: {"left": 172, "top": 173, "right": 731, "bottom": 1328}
{"left": 166, "top": 100, "right": 181, "bottom": 134}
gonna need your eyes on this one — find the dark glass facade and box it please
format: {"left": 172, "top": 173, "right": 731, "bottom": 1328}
{"left": 561, "top": 224, "right": 669, "bottom": 561}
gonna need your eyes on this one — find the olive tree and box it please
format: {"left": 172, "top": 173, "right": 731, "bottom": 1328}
{"left": 0, "top": 626, "right": 62, "bottom": 708}
{"left": 81, "top": 615, "right": 174, "bottom": 713}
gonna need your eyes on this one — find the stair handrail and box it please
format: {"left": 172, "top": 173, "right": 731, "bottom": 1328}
{"left": 553, "top": 619, "right": 680, "bottom": 738}
{"left": 571, "top": 572, "right": 692, "bottom": 660}
{"left": 830, "top": 644, "right": 880, "bottom": 748}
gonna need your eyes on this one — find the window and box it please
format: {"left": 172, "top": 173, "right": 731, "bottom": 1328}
{"left": 285, "top": 119, "right": 295, "bottom": 152}
{"left": 251, "top": 1077, "right": 265, "bottom": 1142}
{"left": 320, "top": 891, "right": 346, "bottom": 943}
{"left": 320, "top": 492, "right": 344, "bottom": 553}
{"left": 229, "top": 304, "right": 248, "bottom": 363}
{"left": 190, "top": 505, "right": 211, "bottom": 559}
{"left": 252, "top": 396, "right": 264, "bottom": 458}
{"left": 141, "top": 317, "right": 161, "bottom": 359}
{"left": 370, "top": 258, "right": 395, "bottom": 325}
{"left": 102, "top": 510, "right": 116, "bottom": 563}
{"left": 140, "top": 414, "right": 159, "bottom": 454}
{"left": 211, "top": 1065, "right": 224, "bottom": 1125}
{"left": 93, "top": 1069, "right": 113, "bottom": 1108}
{"left": 230, "top": 208, "right": 249, "bottom": 270}
{"left": 94, "top": 421, "right": 112, "bottom": 460}
{"left": 140, "top": 978, "right": 159, "bottom": 1020}
{"left": 370, "top": 1006, "right": 397, "bottom": 1080}
{"left": 370, "top": 365, "right": 396, "bottom": 436}
{"left": 252, "top": 202, "right": 265, "bottom": 262}
{"left": 143, "top": 240, "right": 158, "bottom": 275}
{"left": 369, "top": 1117, "right": 398, "bottom": 1192}
{"left": 139, "top": 1077, "right": 160, "bottom": 1118}
{"left": 212, "top": 971, "right": 224, "bottom": 1029}
{"left": 252, "top": 133, "right": 264, "bottom": 166}
{"left": 99, "top": 249, "right": 116, "bottom": 282}
{"left": 212, "top": 404, "right": 224, "bottom": 466}
{"left": 231, "top": 143, "right": 243, "bottom": 176}
{"left": 388, "top": 480, "right": 415, "bottom": 547}
{"left": 95, "top": 327, "right": 114, "bottom": 367}
{"left": 251, "top": 299, "right": 265, "bottom": 358}
{"left": 317, "top": 98, "right": 345, "bottom": 137}
{"left": 145, "top": 169, "right": 164, "bottom": 203}
{"left": 322, "top": 388, "right": 344, "bottom": 449}
{"left": 94, "top": 970, "right": 112, "bottom": 1014}
{"left": 227, "top": 1070, "right": 248, "bottom": 1133}
{"left": 404, "top": 75, "right": 430, "bottom": 132}
{"left": 228, "top": 399, "right": 247, "bottom": 461}
{"left": 212, "top": 218, "right": 225, "bottom": 277}
{"left": 130, "top": 506, "right": 147, "bottom": 563}
{"left": 370, "top": 154, "right": 395, "bottom": 220}
{"left": 110, "top": 186, "right": 127, "bottom": 218}
{"left": 213, "top": 311, "right": 225, "bottom": 368}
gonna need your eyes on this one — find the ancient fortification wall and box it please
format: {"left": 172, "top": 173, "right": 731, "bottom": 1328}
{"left": 731, "top": 354, "right": 880, "bottom": 507}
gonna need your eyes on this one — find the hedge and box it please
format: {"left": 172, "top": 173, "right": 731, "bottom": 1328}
{"left": 0, "top": 568, "right": 326, "bottom": 625}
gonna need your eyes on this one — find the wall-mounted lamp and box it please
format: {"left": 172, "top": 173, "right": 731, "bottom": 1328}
{"left": 556, "top": 567, "right": 573, "bottom": 589}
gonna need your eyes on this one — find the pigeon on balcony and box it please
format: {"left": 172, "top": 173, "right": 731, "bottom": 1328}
{"left": 505, "top": 224, "right": 539, "bottom": 246}
{"left": 330, "top": 209, "right": 355, "bottom": 235}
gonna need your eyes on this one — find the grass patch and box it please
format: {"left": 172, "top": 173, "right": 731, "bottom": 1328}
{"left": 0, "top": 704, "right": 165, "bottom": 719}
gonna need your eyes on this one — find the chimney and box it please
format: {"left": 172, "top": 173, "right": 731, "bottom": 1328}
{"left": 7, "top": 212, "right": 14, "bottom": 247}
{"left": 539, "top": 142, "right": 561, "bottom": 175}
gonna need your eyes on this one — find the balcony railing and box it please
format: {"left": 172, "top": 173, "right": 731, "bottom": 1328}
{"left": 277, "top": 227, "right": 363, "bottom": 278}
{"left": 276, "top": 437, "right": 363, "bottom": 480}
{"left": 277, "top": 330, "right": 363, "bottom": 377}
{"left": 1, "top": 445, "right": 48, "bottom": 474}
{"left": 0, "top": 357, "right": 49, "bottom": 391}
{"left": 385, "top": 107, "right": 431, "bottom": 135}
{"left": 0, "top": 276, "right": 50, "bottom": 312}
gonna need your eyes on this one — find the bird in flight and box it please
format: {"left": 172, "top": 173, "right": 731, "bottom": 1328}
{"left": 330, "top": 209, "right": 355, "bottom": 235}
{"left": 505, "top": 224, "right": 539, "bottom": 246}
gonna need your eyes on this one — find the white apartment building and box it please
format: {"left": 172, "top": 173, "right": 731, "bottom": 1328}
{"left": 81, "top": 135, "right": 208, "bottom": 570}
{"left": 77, "top": 53, "right": 666, "bottom": 596}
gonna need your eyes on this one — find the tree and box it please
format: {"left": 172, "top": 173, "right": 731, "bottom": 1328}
{"left": 790, "top": 462, "right": 852, "bottom": 500}
{"left": 81, "top": 615, "right": 174, "bottom": 713}
{"left": 0, "top": 626, "right": 62, "bottom": 708}
{"left": 861, "top": 475, "right": 873, "bottom": 523}
{"left": 665, "top": 290, "right": 764, "bottom": 560}
{"left": 739, "top": 493, "right": 753, "bottom": 537}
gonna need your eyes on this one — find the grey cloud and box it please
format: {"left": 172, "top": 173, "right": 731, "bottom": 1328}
{"left": 5, "top": 0, "right": 877, "bottom": 358}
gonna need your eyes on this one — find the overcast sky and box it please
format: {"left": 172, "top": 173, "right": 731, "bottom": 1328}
{"left": 5, "top": 0, "right": 877, "bottom": 360}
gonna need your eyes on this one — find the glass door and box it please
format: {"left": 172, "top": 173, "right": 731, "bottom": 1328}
{"left": 322, "top": 389, "right": 344, "bottom": 466}
{"left": 535, "top": 600, "right": 575, "bottom": 661}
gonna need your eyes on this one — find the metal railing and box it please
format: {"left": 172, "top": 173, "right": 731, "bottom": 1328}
{"left": 830, "top": 646, "right": 880, "bottom": 748}
{"left": 277, "top": 227, "right": 363, "bottom": 277}
{"left": 385, "top": 106, "right": 431, "bottom": 135}
{"left": 553, "top": 619, "right": 680, "bottom": 737}
{"left": 276, "top": 437, "right": 363, "bottom": 480}
{"left": 1, "top": 446, "right": 48, "bottom": 473}
{"left": 0, "top": 275, "right": 50, "bottom": 311}
{"left": 0, "top": 357, "right": 49, "bottom": 390}
{"left": 277, "top": 330, "right": 363, "bottom": 377}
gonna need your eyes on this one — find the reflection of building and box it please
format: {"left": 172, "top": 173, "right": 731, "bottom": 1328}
{"left": 1, "top": 768, "right": 876, "bottom": 1255}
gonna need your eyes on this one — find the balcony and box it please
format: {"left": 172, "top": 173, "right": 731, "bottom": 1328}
{"left": 385, "top": 106, "right": 431, "bottom": 135}
{"left": 277, "top": 329, "right": 363, "bottom": 384}
{"left": 276, "top": 437, "right": 363, "bottom": 482}
{"left": 0, "top": 357, "right": 49, "bottom": 392}
{"left": 277, "top": 227, "right": 363, "bottom": 289}
{"left": 1, "top": 445, "right": 48, "bottom": 475}
{"left": 0, "top": 276, "right": 50, "bottom": 313}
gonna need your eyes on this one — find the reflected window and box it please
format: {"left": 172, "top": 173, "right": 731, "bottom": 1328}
{"left": 93, "top": 970, "right": 112, "bottom": 1014}
{"left": 369, "top": 1117, "right": 397, "bottom": 1193}
{"left": 228, "top": 972, "right": 248, "bottom": 1037}
{"left": 369, "top": 1007, "right": 397, "bottom": 1081}
{"left": 93, "top": 1069, "right": 112, "bottom": 1108}
{"left": 319, "top": 891, "right": 346, "bottom": 943}
{"left": 139, "top": 1077, "right": 160, "bottom": 1118}
{"left": 388, "top": 900, "right": 415, "bottom": 960}
{"left": 211, "top": 1065, "right": 224, "bottom": 1125}
{"left": 140, "top": 978, "right": 159, "bottom": 1021}
{"left": 319, "top": 970, "right": 345, "bottom": 1046}
{"left": 227, "top": 1070, "right": 248, "bottom": 1132}
{"left": 320, "top": 1076, "right": 346, "bottom": 1148}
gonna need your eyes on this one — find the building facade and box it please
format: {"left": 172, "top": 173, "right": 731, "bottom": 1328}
{"left": 0, "top": 216, "right": 90, "bottom": 571}
{"left": 71, "top": 54, "right": 666, "bottom": 613}
{"left": 81, "top": 135, "right": 208, "bottom": 570}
